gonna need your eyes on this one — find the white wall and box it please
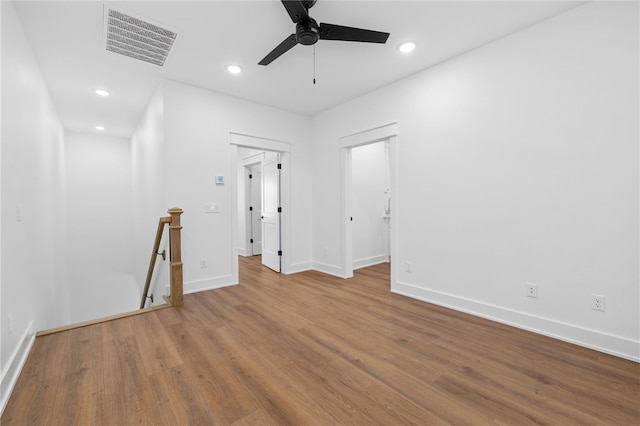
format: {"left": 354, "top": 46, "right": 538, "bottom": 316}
{"left": 64, "top": 131, "right": 137, "bottom": 322}
{"left": 1, "top": 1, "right": 67, "bottom": 409}
{"left": 352, "top": 142, "right": 389, "bottom": 269}
{"left": 161, "top": 80, "right": 312, "bottom": 294}
{"left": 0, "top": 7, "right": 635, "bottom": 415}
{"left": 311, "top": 2, "right": 639, "bottom": 360}
{"left": 131, "top": 84, "right": 168, "bottom": 307}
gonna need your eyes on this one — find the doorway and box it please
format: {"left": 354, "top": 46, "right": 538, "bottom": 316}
{"left": 351, "top": 141, "right": 391, "bottom": 269}
{"left": 260, "top": 151, "right": 282, "bottom": 272}
{"left": 340, "top": 123, "right": 398, "bottom": 284}
{"left": 237, "top": 148, "right": 282, "bottom": 272}
{"left": 230, "top": 133, "right": 291, "bottom": 282}
{"left": 241, "top": 158, "right": 262, "bottom": 257}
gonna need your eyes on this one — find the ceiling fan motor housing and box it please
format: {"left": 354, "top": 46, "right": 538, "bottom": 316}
{"left": 296, "top": 18, "right": 320, "bottom": 45}
{"left": 302, "top": 0, "right": 317, "bottom": 9}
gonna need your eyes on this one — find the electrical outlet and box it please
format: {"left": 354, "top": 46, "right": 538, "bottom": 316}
{"left": 200, "top": 258, "right": 207, "bottom": 268}
{"left": 405, "top": 261, "right": 412, "bottom": 273}
{"left": 205, "top": 204, "right": 219, "bottom": 214}
{"left": 592, "top": 294, "right": 606, "bottom": 312}
{"left": 525, "top": 283, "right": 538, "bottom": 298}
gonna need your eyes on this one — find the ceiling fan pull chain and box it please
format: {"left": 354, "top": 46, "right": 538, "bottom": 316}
{"left": 313, "top": 44, "right": 316, "bottom": 85}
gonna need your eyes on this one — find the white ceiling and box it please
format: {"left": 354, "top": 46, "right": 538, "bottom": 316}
{"left": 13, "top": 0, "right": 583, "bottom": 138}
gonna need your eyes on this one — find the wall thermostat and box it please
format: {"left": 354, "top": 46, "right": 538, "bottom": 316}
{"left": 215, "top": 175, "right": 224, "bottom": 185}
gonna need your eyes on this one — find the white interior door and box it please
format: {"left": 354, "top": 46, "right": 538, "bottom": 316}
{"left": 261, "top": 152, "right": 281, "bottom": 272}
{"left": 250, "top": 168, "right": 262, "bottom": 255}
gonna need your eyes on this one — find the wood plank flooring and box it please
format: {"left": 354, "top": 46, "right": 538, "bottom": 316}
{"left": 3, "top": 256, "right": 639, "bottom": 425}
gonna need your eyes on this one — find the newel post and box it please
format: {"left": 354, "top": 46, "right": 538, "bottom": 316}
{"left": 168, "top": 208, "right": 184, "bottom": 306}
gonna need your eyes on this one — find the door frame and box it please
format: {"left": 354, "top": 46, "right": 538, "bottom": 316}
{"left": 340, "top": 123, "right": 398, "bottom": 284}
{"left": 260, "top": 151, "right": 282, "bottom": 272}
{"left": 240, "top": 154, "right": 264, "bottom": 257}
{"left": 230, "top": 133, "right": 291, "bottom": 283}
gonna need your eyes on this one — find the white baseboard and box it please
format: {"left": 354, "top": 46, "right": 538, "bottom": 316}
{"left": 1, "top": 321, "right": 36, "bottom": 415}
{"left": 392, "top": 281, "right": 639, "bottom": 362}
{"left": 353, "top": 254, "right": 389, "bottom": 270}
{"left": 312, "top": 261, "right": 348, "bottom": 278}
{"left": 238, "top": 248, "right": 247, "bottom": 257}
{"left": 285, "top": 261, "right": 312, "bottom": 274}
{"left": 166, "top": 274, "right": 237, "bottom": 296}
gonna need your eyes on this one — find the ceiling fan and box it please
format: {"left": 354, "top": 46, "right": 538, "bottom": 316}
{"left": 258, "top": 0, "right": 390, "bottom": 66}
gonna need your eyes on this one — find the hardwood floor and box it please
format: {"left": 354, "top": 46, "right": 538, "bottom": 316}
{"left": 3, "top": 256, "right": 639, "bottom": 425}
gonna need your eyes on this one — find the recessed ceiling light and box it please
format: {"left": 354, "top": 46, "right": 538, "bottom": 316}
{"left": 95, "top": 125, "right": 105, "bottom": 131}
{"left": 94, "top": 89, "right": 110, "bottom": 97}
{"left": 227, "top": 65, "right": 242, "bottom": 75}
{"left": 398, "top": 42, "right": 416, "bottom": 54}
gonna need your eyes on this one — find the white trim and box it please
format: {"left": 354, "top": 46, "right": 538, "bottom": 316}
{"left": 353, "top": 255, "right": 389, "bottom": 270}
{"left": 340, "top": 123, "right": 399, "bottom": 149}
{"left": 230, "top": 132, "right": 291, "bottom": 153}
{"left": 393, "top": 281, "right": 640, "bottom": 362}
{"left": 167, "top": 274, "right": 236, "bottom": 296}
{"left": 1, "top": 321, "right": 36, "bottom": 415}
{"left": 278, "top": 153, "right": 292, "bottom": 275}
{"left": 229, "top": 133, "right": 292, "bottom": 279}
{"left": 285, "top": 261, "right": 313, "bottom": 274}
{"left": 312, "top": 261, "right": 348, "bottom": 279}
{"left": 230, "top": 144, "right": 240, "bottom": 285}
{"left": 240, "top": 154, "right": 265, "bottom": 258}
{"left": 240, "top": 152, "right": 265, "bottom": 167}
{"left": 340, "top": 123, "right": 399, "bottom": 283}
{"left": 388, "top": 135, "right": 398, "bottom": 289}
{"left": 340, "top": 147, "right": 353, "bottom": 279}
{"left": 243, "top": 165, "right": 253, "bottom": 257}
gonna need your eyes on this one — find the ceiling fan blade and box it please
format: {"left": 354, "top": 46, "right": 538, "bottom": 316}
{"left": 319, "top": 23, "right": 389, "bottom": 44}
{"left": 258, "top": 34, "right": 298, "bottom": 66}
{"left": 281, "top": 0, "right": 309, "bottom": 24}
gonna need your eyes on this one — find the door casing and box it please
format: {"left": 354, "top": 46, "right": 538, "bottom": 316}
{"left": 230, "top": 133, "right": 291, "bottom": 283}
{"left": 241, "top": 161, "right": 262, "bottom": 257}
{"left": 340, "top": 123, "right": 399, "bottom": 284}
{"left": 261, "top": 151, "right": 281, "bottom": 272}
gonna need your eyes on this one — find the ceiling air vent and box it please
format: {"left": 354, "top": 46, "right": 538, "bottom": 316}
{"left": 103, "top": 5, "right": 178, "bottom": 67}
